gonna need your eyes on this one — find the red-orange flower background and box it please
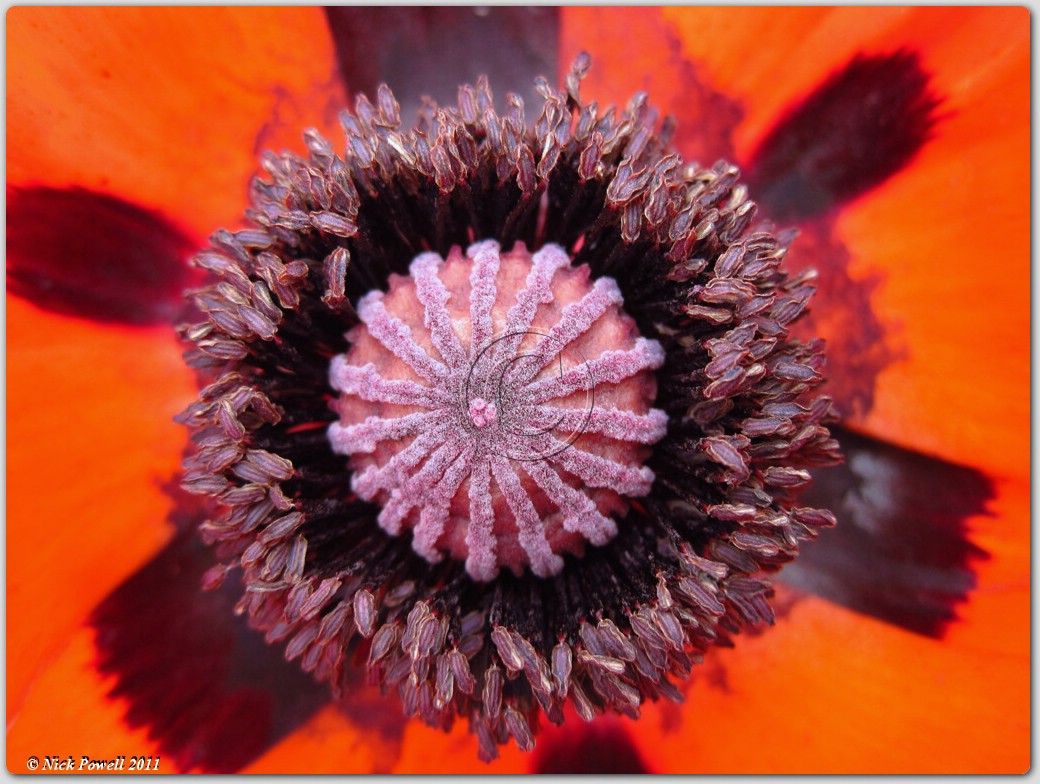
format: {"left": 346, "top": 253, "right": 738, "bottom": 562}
{"left": 6, "top": 6, "right": 1029, "bottom": 774}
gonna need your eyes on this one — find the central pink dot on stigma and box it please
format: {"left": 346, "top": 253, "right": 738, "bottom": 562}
{"left": 469, "top": 398, "right": 498, "bottom": 430}
{"left": 328, "top": 241, "right": 667, "bottom": 581}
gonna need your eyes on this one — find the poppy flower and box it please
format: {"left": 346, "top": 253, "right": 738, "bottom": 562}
{"left": 7, "top": 6, "right": 1028, "bottom": 775}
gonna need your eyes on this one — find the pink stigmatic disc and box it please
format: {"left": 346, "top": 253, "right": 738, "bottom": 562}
{"left": 328, "top": 241, "right": 667, "bottom": 581}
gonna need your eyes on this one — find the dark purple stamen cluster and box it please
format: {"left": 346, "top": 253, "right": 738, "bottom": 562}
{"left": 177, "top": 53, "right": 840, "bottom": 761}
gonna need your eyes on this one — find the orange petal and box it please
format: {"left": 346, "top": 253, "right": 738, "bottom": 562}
{"left": 559, "top": 8, "right": 744, "bottom": 165}
{"left": 657, "top": 8, "right": 1026, "bottom": 166}
{"left": 247, "top": 708, "right": 531, "bottom": 774}
{"left": 657, "top": 7, "right": 929, "bottom": 161}
{"left": 631, "top": 476, "right": 1029, "bottom": 773}
{"left": 243, "top": 705, "right": 389, "bottom": 774}
{"left": 565, "top": 7, "right": 1029, "bottom": 477}
{"left": 945, "top": 476, "right": 1030, "bottom": 660}
{"left": 7, "top": 7, "right": 347, "bottom": 242}
{"left": 391, "top": 719, "right": 530, "bottom": 774}
{"left": 831, "top": 9, "right": 1029, "bottom": 479}
{"left": 6, "top": 298, "right": 194, "bottom": 719}
{"left": 7, "top": 629, "right": 162, "bottom": 774}
{"left": 642, "top": 596, "right": 1027, "bottom": 772}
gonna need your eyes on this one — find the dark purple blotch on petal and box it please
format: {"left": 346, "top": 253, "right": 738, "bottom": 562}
{"left": 781, "top": 427, "right": 991, "bottom": 638}
{"left": 324, "top": 7, "right": 558, "bottom": 121}
{"left": 533, "top": 718, "right": 652, "bottom": 774}
{"left": 90, "top": 529, "right": 330, "bottom": 773}
{"left": 745, "top": 51, "right": 941, "bottom": 221}
{"left": 781, "top": 221, "right": 895, "bottom": 419}
{"left": 7, "top": 186, "right": 197, "bottom": 326}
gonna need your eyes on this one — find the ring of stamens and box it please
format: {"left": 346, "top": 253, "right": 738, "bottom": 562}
{"left": 176, "top": 54, "right": 841, "bottom": 763}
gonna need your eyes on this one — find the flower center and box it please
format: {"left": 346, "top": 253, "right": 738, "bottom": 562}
{"left": 468, "top": 397, "right": 498, "bottom": 429}
{"left": 176, "top": 55, "right": 842, "bottom": 762}
{"left": 328, "top": 241, "right": 667, "bottom": 580}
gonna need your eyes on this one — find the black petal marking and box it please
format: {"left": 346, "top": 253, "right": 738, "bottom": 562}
{"left": 533, "top": 718, "right": 652, "bottom": 773}
{"left": 324, "top": 7, "right": 558, "bottom": 122}
{"left": 7, "top": 186, "right": 196, "bottom": 325}
{"left": 745, "top": 51, "right": 941, "bottom": 221}
{"left": 781, "top": 427, "right": 991, "bottom": 638}
{"left": 90, "top": 530, "right": 329, "bottom": 773}
{"left": 780, "top": 222, "right": 894, "bottom": 419}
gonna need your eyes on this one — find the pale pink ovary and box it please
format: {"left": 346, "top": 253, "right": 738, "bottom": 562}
{"left": 328, "top": 410, "right": 446, "bottom": 454}
{"left": 356, "top": 292, "right": 448, "bottom": 382}
{"left": 490, "top": 456, "right": 564, "bottom": 578}
{"left": 412, "top": 444, "right": 476, "bottom": 562}
{"left": 467, "top": 240, "right": 502, "bottom": 354}
{"left": 501, "top": 244, "right": 571, "bottom": 338}
{"left": 520, "top": 458, "right": 617, "bottom": 545}
{"left": 525, "top": 338, "right": 666, "bottom": 405}
{"left": 509, "top": 276, "right": 624, "bottom": 385}
{"left": 533, "top": 406, "right": 668, "bottom": 444}
{"left": 352, "top": 423, "right": 452, "bottom": 506}
{"left": 379, "top": 437, "right": 469, "bottom": 539}
{"left": 410, "top": 251, "right": 467, "bottom": 367}
{"left": 465, "top": 458, "right": 499, "bottom": 582}
{"left": 548, "top": 439, "right": 656, "bottom": 497}
{"left": 329, "top": 357, "right": 447, "bottom": 408}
